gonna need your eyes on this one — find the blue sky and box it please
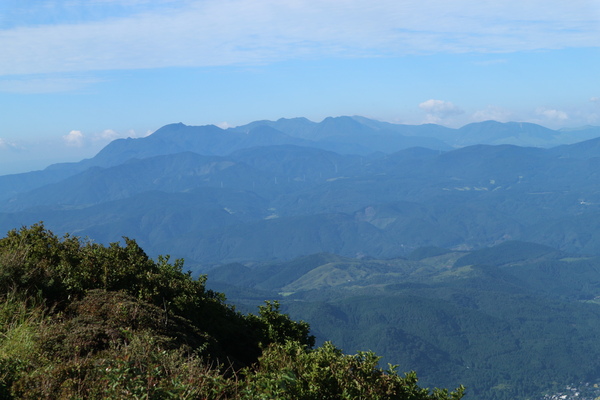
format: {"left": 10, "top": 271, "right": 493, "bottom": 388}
{"left": 1, "top": 0, "right": 599, "bottom": 174}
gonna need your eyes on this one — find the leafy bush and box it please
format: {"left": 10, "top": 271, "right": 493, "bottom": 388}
{"left": 242, "top": 341, "right": 464, "bottom": 400}
{"left": 0, "top": 224, "right": 463, "bottom": 399}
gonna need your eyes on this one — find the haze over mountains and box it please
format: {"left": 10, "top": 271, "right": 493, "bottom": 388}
{"left": 4, "top": 116, "right": 600, "bottom": 399}
{"left": 1, "top": 116, "right": 600, "bottom": 265}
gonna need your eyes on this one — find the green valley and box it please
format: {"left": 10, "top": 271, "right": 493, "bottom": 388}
{"left": 207, "top": 243, "right": 600, "bottom": 399}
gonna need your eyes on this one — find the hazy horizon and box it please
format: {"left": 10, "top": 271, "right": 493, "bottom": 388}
{"left": 1, "top": 116, "right": 599, "bottom": 176}
{"left": 1, "top": 0, "right": 599, "bottom": 174}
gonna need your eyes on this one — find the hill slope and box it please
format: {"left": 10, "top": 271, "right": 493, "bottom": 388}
{"left": 207, "top": 241, "right": 600, "bottom": 400}
{"left": 0, "top": 224, "right": 463, "bottom": 400}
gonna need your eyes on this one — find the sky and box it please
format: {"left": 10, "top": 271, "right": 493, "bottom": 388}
{"left": 0, "top": 0, "right": 599, "bottom": 175}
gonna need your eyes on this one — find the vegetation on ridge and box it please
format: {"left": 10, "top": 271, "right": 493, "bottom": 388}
{"left": 0, "top": 223, "right": 464, "bottom": 399}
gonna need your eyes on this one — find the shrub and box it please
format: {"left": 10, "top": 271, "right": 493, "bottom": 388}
{"left": 241, "top": 340, "right": 464, "bottom": 400}
{"left": 0, "top": 224, "right": 464, "bottom": 399}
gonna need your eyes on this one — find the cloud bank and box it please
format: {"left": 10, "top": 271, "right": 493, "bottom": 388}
{"left": 1, "top": 0, "right": 598, "bottom": 76}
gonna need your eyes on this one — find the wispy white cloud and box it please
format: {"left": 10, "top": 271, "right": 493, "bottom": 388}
{"left": 93, "top": 129, "right": 119, "bottom": 141}
{"left": 471, "top": 106, "right": 514, "bottom": 123}
{"left": 536, "top": 107, "right": 569, "bottom": 122}
{"left": 0, "top": 0, "right": 598, "bottom": 76}
{"left": 63, "top": 130, "right": 85, "bottom": 147}
{"left": 419, "top": 99, "right": 464, "bottom": 123}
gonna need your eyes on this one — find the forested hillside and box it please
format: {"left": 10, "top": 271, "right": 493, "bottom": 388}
{"left": 3, "top": 118, "right": 600, "bottom": 399}
{"left": 207, "top": 242, "right": 600, "bottom": 400}
{"left": 0, "top": 224, "right": 463, "bottom": 399}
{"left": 2, "top": 119, "right": 600, "bottom": 266}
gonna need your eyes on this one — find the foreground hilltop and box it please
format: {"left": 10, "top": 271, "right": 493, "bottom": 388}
{"left": 0, "top": 224, "right": 463, "bottom": 399}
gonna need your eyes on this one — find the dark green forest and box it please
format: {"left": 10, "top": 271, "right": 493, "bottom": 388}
{"left": 0, "top": 224, "right": 463, "bottom": 399}
{"left": 207, "top": 242, "right": 600, "bottom": 400}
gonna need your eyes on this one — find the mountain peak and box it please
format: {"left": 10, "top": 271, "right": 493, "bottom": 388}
{"left": 150, "top": 123, "right": 223, "bottom": 138}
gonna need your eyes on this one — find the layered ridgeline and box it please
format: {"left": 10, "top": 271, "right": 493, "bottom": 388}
{"left": 2, "top": 117, "right": 600, "bottom": 399}
{"left": 1, "top": 118, "right": 600, "bottom": 265}
{"left": 0, "top": 224, "right": 464, "bottom": 399}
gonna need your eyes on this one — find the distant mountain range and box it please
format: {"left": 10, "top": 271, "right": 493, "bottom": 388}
{"left": 3, "top": 116, "right": 600, "bottom": 399}
{"left": 3, "top": 117, "right": 599, "bottom": 201}
{"left": 2, "top": 117, "right": 600, "bottom": 266}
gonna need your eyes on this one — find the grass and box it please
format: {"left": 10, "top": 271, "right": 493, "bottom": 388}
{"left": 0, "top": 290, "right": 48, "bottom": 396}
